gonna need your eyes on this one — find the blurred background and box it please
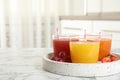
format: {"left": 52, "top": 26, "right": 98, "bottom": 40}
{"left": 0, "top": 0, "right": 120, "bottom": 48}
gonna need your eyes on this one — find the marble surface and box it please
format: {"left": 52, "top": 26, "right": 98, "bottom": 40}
{"left": 0, "top": 48, "right": 120, "bottom": 80}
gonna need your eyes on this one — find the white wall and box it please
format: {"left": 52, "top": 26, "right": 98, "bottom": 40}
{"left": 69, "top": 0, "right": 85, "bottom": 15}
{"left": 102, "top": 0, "right": 120, "bottom": 12}
{"left": 87, "top": 0, "right": 101, "bottom": 13}
{"left": 87, "top": 0, "right": 120, "bottom": 13}
{"left": 59, "top": 0, "right": 85, "bottom": 16}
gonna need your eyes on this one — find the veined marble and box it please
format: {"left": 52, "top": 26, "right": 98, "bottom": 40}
{"left": 0, "top": 48, "right": 120, "bottom": 80}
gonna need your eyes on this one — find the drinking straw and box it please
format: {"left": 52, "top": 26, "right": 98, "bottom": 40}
{"left": 55, "top": 27, "right": 60, "bottom": 39}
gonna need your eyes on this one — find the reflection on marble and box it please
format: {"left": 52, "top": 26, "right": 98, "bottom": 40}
{"left": 0, "top": 48, "right": 120, "bottom": 80}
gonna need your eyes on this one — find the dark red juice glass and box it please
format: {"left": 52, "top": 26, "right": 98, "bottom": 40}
{"left": 52, "top": 35, "right": 79, "bottom": 62}
{"left": 53, "top": 38, "right": 71, "bottom": 62}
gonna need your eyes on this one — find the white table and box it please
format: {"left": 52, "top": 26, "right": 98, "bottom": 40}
{"left": 0, "top": 48, "right": 120, "bottom": 80}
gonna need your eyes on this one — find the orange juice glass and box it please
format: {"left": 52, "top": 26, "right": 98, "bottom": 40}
{"left": 70, "top": 40, "right": 100, "bottom": 63}
{"left": 99, "top": 34, "right": 112, "bottom": 60}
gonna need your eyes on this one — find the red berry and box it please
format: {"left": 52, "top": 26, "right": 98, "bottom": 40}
{"left": 101, "top": 54, "right": 118, "bottom": 63}
{"left": 102, "top": 57, "right": 111, "bottom": 63}
{"left": 50, "top": 56, "right": 65, "bottom": 62}
{"left": 111, "top": 56, "right": 117, "bottom": 61}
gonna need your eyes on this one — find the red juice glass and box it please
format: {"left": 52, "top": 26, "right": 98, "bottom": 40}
{"left": 53, "top": 35, "right": 79, "bottom": 62}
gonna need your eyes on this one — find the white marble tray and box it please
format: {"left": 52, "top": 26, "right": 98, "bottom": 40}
{"left": 43, "top": 53, "right": 120, "bottom": 77}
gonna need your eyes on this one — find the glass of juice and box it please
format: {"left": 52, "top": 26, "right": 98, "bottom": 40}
{"left": 99, "top": 34, "right": 112, "bottom": 60}
{"left": 70, "top": 37, "right": 100, "bottom": 63}
{"left": 85, "top": 33, "right": 112, "bottom": 61}
{"left": 53, "top": 34, "right": 79, "bottom": 62}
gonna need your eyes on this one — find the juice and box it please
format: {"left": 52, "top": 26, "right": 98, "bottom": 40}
{"left": 99, "top": 39, "right": 112, "bottom": 60}
{"left": 85, "top": 34, "right": 112, "bottom": 60}
{"left": 53, "top": 39, "right": 71, "bottom": 62}
{"left": 53, "top": 34, "right": 79, "bottom": 62}
{"left": 70, "top": 41, "right": 99, "bottom": 63}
